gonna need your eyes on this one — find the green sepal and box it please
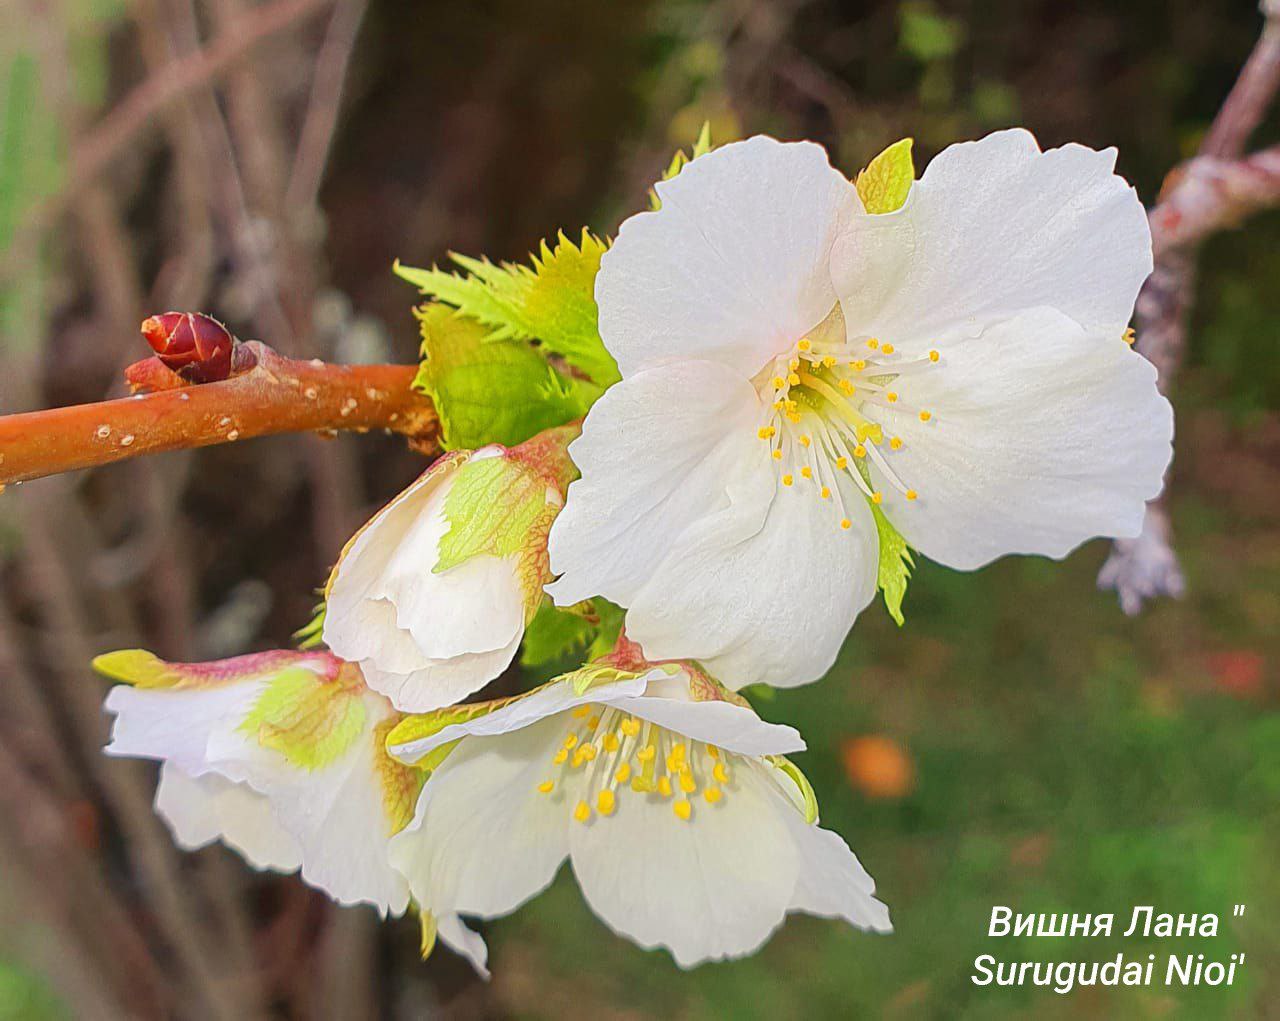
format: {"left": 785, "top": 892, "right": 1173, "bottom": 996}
{"left": 395, "top": 230, "right": 618, "bottom": 387}
{"left": 434, "top": 455, "right": 550, "bottom": 573}
{"left": 411, "top": 303, "right": 595, "bottom": 450}
{"left": 768, "top": 755, "right": 821, "bottom": 824}
{"left": 238, "top": 667, "right": 366, "bottom": 770}
{"left": 872, "top": 502, "right": 914, "bottom": 626}
{"left": 855, "top": 138, "right": 914, "bottom": 214}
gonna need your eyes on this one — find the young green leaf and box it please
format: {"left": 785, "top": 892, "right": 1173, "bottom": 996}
{"left": 396, "top": 230, "right": 618, "bottom": 387}
{"left": 413, "top": 303, "right": 596, "bottom": 451}
{"left": 649, "top": 121, "right": 714, "bottom": 209}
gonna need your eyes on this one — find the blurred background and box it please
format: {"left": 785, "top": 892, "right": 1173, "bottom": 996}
{"left": 1, "top": 0, "right": 1278, "bottom": 1017}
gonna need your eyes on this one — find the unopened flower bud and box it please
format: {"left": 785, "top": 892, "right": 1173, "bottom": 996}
{"left": 140, "top": 312, "right": 235, "bottom": 383}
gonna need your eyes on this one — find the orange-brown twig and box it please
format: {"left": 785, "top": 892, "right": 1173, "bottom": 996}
{"left": 0, "top": 343, "right": 436, "bottom": 486}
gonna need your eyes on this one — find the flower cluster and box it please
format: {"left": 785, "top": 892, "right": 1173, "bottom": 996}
{"left": 97, "top": 128, "right": 1172, "bottom": 974}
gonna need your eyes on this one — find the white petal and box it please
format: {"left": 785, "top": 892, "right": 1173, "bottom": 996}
{"left": 833, "top": 129, "right": 1152, "bottom": 350}
{"left": 598, "top": 136, "right": 859, "bottom": 378}
{"left": 868, "top": 307, "right": 1174, "bottom": 569}
{"left": 104, "top": 683, "right": 262, "bottom": 780}
{"left": 356, "top": 634, "right": 522, "bottom": 715}
{"left": 155, "top": 763, "right": 303, "bottom": 873}
{"left": 325, "top": 458, "right": 526, "bottom": 712}
{"left": 547, "top": 359, "right": 773, "bottom": 609}
{"left": 204, "top": 695, "right": 412, "bottom": 915}
{"left": 626, "top": 473, "right": 879, "bottom": 688}
{"left": 781, "top": 805, "right": 892, "bottom": 933}
{"left": 568, "top": 755, "right": 799, "bottom": 967}
{"left": 388, "top": 716, "right": 570, "bottom": 920}
{"left": 605, "top": 688, "right": 805, "bottom": 758}
{"left": 388, "top": 672, "right": 652, "bottom": 765}
{"left": 435, "top": 914, "right": 490, "bottom": 980}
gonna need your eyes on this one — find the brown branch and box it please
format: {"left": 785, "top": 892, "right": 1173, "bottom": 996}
{"left": 0, "top": 344, "right": 436, "bottom": 486}
{"left": 0, "top": 0, "right": 332, "bottom": 287}
{"left": 1099, "top": 2, "right": 1280, "bottom": 612}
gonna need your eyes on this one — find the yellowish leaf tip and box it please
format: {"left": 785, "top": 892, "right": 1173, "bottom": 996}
{"left": 91, "top": 649, "right": 172, "bottom": 688}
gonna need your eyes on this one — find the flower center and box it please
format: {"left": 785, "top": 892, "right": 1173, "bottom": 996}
{"left": 752, "top": 307, "right": 939, "bottom": 529}
{"left": 536, "top": 704, "right": 733, "bottom": 824}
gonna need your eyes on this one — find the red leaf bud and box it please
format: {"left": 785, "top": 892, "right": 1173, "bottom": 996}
{"left": 140, "top": 312, "right": 235, "bottom": 384}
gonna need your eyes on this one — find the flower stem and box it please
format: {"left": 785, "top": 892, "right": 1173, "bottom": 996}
{"left": 0, "top": 342, "right": 437, "bottom": 486}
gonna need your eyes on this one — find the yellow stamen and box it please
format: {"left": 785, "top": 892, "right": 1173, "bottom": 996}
{"left": 603, "top": 733, "right": 620, "bottom": 752}
{"left": 835, "top": 456, "right": 848, "bottom": 469}
{"left": 929, "top": 349, "right": 940, "bottom": 362}
{"left": 867, "top": 338, "right": 879, "bottom": 350}
{"left": 886, "top": 392, "right": 899, "bottom": 403}
{"left": 840, "top": 518, "right": 852, "bottom": 530}
{"left": 758, "top": 426, "right": 776, "bottom": 440}
{"left": 1122, "top": 327, "right": 1136, "bottom": 345}
{"left": 704, "top": 787, "right": 723, "bottom": 804}
{"left": 579, "top": 743, "right": 597, "bottom": 761}
{"left": 657, "top": 775, "right": 673, "bottom": 797}
{"left": 800, "top": 467, "right": 813, "bottom": 480}
{"left": 872, "top": 492, "right": 884, "bottom": 505}
{"left": 822, "top": 355, "right": 837, "bottom": 368}
{"left": 537, "top": 780, "right": 554, "bottom": 794}
{"left": 553, "top": 748, "right": 568, "bottom": 765}
{"left": 673, "top": 799, "right": 692, "bottom": 821}
{"left": 679, "top": 771, "right": 697, "bottom": 794}
{"left": 788, "top": 358, "right": 800, "bottom": 371}
{"left": 882, "top": 343, "right": 895, "bottom": 355}
{"left": 782, "top": 474, "right": 794, "bottom": 487}
{"left": 919, "top": 410, "right": 932, "bottom": 422}
{"left": 906, "top": 489, "right": 918, "bottom": 500}
{"left": 772, "top": 375, "right": 785, "bottom": 389}
{"left": 890, "top": 437, "right": 903, "bottom": 450}
{"left": 615, "top": 762, "right": 632, "bottom": 783}
{"left": 772, "top": 449, "right": 783, "bottom": 461}
{"left": 852, "top": 360, "right": 866, "bottom": 372}
{"left": 620, "top": 717, "right": 641, "bottom": 737}
{"left": 572, "top": 705, "right": 591, "bottom": 718}
{"left": 713, "top": 762, "right": 730, "bottom": 784}
{"left": 563, "top": 733, "right": 578, "bottom": 749}
{"left": 854, "top": 445, "right": 867, "bottom": 458}
{"left": 637, "top": 744, "right": 656, "bottom": 762}
{"left": 797, "top": 338, "right": 812, "bottom": 352}
{"left": 799, "top": 434, "right": 811, "bottom": 448}
{"left": 839, "top": 378, "right": 855, "bottom": 395}
{"left": 787, "top": 373, "right": 801, "bottom": 386}
{"left": 707, "top": 746, "right": 720, "bottom": 759}
{"left": 820, "top": 486, "right": 831, "bottom": 499}
{"left": 597, "top": 790, "right": 616, "bottom": 816}
{"left": 574, "top": 801, "right": 592, "bottom": 823}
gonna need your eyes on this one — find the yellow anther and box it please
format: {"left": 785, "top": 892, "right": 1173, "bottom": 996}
{"left": 572, "top": 705, "right": 591, "bottom": 718}
{"left": 822, "top": 355, "right": 837, "bottom": 368}
{"left": 835, "top": 456, "right": 848, "bottom": 469}
{"left": 671, "top": 743, "right": 686, "bottom": 761}
{"left": 666, "top": 753, "right": 682, "bottom": 773}
{"left": 704, "top": 787, "right": 723, "bottom": 804}
{"left": 637, "top": 744, "right": 656, "bottom": 762}
{"left": 881, "top": 343, "right": 895, "bottom": 355}
{"left": 1122, "top": 327, "right": 1136, "bottom": 345}
{"left": 588, "top": 715, "right": 600, "bottom": 729}
{"left": 707, "top": 746, "right": 720, "bottom": 759}
{"left": 886, "top": 392, "right": 899, "bottom": 403}
{"left": 782, "top": 474, "right": 794, "bottom": 486}
{"left": 786, "top": 411, "right": 802, "bottom": 424}
{"left": 785, "top": 399, "right": 798, "bottom": 411}
{"left": 615, "top": 762, "right": 632, "bottom": 783}
{"left": 673, "top": 799, "right": 692, "bottom": 821}
{"left": 597, "top": 790, "right": 616, "bottom": 816}
{"left": 631, "top": 776, "right": 655, "bottom": 793}
{"left": 772, "top": 449, "right": 783, "bottom": 461}
{"left": 713, "top": 762, "right": 730, "bottom": 784}
{"left": 553, "top": 748, "right": 569, "bottom": 765}
{"left": 872, "top": 491, "right": 884, "bottom": 505}
{"left": 890, "top": 437, "right": 903, "bottom": 450}
{"left": 679, "top": 771, "right": 697, "bottom": 794}
{"left": 563, "top": 733, "right": 578, "bottom": 749}
{"left": 787, "top": 373, "right": 801, "bottom": 386}
{"left": 799, "top": 434, "right": 811, "bottom": 448}
{"left": 867, "top": 338, "right": 879, "bottom": 350}
{"left": 929, "top": 349, "right": 940, "bottom": 362}
{"left": 854, "top": 444, "right": 867, "bottom": 458}
{"left": 773, "top": 400, "right": 784, "bottom": 411}
{"left": 537, "top": 780, "right": 554, "bottom": 794}
{"left": 906, "top": 489, "right": 918, "bottom": 500}
{"left": 772, "top": 375, "right": 785, "bottom": 389}
{"left": 820, "top": 486, "right": 831, "bottom": 499}
{"left": 657, "top": 775, "right": 673, "bottom": 797}
{"left": 620, "top": 717, "right": 641, "bottom": 737}
{"left": 919, "top": 410, "right": 932, "bottom": 422}
{"left": 571, "top": 749, "right": 587, "bottom": 768}
{"left": 800, "top": 466, "right": 813, "bottom": 480}
{"left": 839, "top": 379, "right": 855, "bottom": 395}
{"left": 840, "top": 518, "right": 852, "bottom": 530}
{"left": 852, "top": 360, "right": 866, "bottom": 372}
{"left": 574, "top": 801, "right": 592, "bottom": 822}
{"left": 602, "top": 733, "right": 620, "bottom": 752}
{"left": 579, "top": 743, "right": 597, "bottom": 761}
{"left": 788, "top": 358, "right": 800, "bottom": 371}
{"left": 797, "top": 338, "right": 812, "bottom": 352}
{"left": 758, "top": 426, "right": 776, "bottom": 440}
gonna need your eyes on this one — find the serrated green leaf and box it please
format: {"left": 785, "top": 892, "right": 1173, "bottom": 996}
{"left": 520, "top": 597, "right": 625, "bottom": 667}
{"left": 395, "top": 230, "right": 618, "bottom": 387}
{"left": 412, "top": 303, "right": 594, "bottom": 450}
{"left": 855, "top": 138, "right": 915, "bottom": 214}
{"left": 293, "top": 602, "right": 326, "bottom": 650}
{"left": 872, "top": 502, "right": 914, "bottom": 626}
{"left": 434, "top": 456, "right": 549, "bottom": 573}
